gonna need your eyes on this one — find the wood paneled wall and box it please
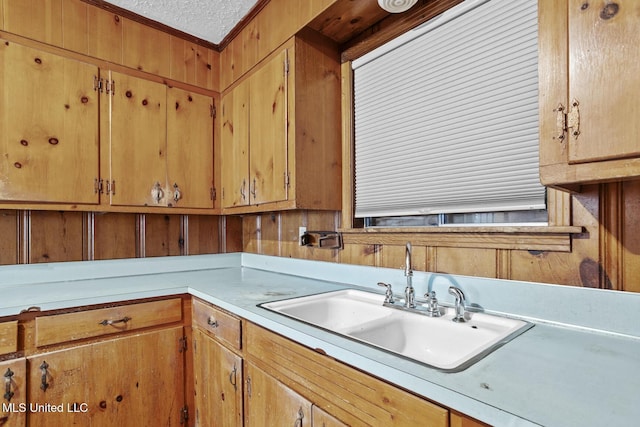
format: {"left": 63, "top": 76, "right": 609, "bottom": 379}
{"left": 0, "top": 210, "right": 243, "bottom": 264}
{"left": 240, "top": 182, "right": 640, "bottom": 293}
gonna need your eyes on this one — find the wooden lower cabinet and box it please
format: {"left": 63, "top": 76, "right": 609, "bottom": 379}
{"left": 245, "top": 321, "right": 448, "bottom": 427}
{"left": 312, "top": 404, "right": 349, "bottom": 427}
{"left": 26, "top": 326, "right": 185, "bottom": 426}
{"left": 0, "top": 358, "right": 27, "bottom": 427}
{"left": 244, "top": 362, "right": 311, "bottom": 427}
{"left": 192, "top": 328, "right": 243, "bottom": 427}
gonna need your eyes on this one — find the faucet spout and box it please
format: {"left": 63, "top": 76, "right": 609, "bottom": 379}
{"left": 404, "top": 242, "right": 415, "bottom": 308}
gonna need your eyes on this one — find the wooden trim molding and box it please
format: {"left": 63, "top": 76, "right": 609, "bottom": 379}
{"left": 339, "top": 226, "right": 582, "bottom": 252}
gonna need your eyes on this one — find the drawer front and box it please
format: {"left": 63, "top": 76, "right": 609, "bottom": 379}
{"left": 35, "top": 298, "right": 183, "bottom": 347}
{"left": 192, "top": 298, "right": 241, "bottom": 350}
{"left": 0, "top": 320, "right": 18, "bottom": 354}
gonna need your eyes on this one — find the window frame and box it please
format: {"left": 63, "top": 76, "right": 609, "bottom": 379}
{"left": 339, "top": 21, "right": 581, "bottom": 252}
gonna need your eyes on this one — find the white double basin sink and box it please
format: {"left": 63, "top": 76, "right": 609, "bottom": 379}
{"left": 260, "top": 289, "right": 532, "bottom": 371}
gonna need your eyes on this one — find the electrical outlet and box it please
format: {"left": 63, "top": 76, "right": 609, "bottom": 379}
{"left": 298, "top": 227, "right": 307, "bottom": 246}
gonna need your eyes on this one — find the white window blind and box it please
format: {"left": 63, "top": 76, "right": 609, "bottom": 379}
{"left": 353, "top": 0, "right": 544, "bottom": 218}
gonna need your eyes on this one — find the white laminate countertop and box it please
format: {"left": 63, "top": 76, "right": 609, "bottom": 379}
{"left": 1, "top": 253, "right": 639, "bottom": 427}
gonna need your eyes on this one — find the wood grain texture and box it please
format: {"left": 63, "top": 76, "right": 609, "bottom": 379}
{"left": 93, "top": 213, "right": 137, "bottom": 260}
{"left": 35, "top": 298, "right": 182, "bottom": 347}
{"left": 144, "top": 214, "right": 183, "bottom": 257}
{"left": 0, "top": 39, "right": 99, "bottom": 204}
{"left": 29, "top": 211, "right": 84, "bottom": 263}
{"left": 245, "top": 322, "right": 449, "bottom": 427}
{"left": 0, "top": 320, "right": 18, "bottom": 354}
{"left": 0, "top": 210, "right": 18, "bottom": 265}
{"left": 122, "top": 17, "right": 171, "bottom": 76}
{"left": 0, "top": 358, "right": 26, "bottom": 426}
{"left": 2, "top": 0, "right": 63, "bottom": 47}
{"left": 87, "top": 5, "right": 122, "bottom": 63}
{"left": 27, "top": 326, "right": 185, "bottom": 426}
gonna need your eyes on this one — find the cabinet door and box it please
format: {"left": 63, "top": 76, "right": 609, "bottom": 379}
{"left": 27, "top": 326, "right": 184, "bottom": 427}
{"left": 193, "top": 329, "right": 243, "bottom": 427}
{"left": 109, "top": 71, "right": 167, "bottom": 206}
{"left": 567, "top": 0, "right": 640, "bottom": 163}
{"left": 245, "top": 363, "right": 311, "bottom": 427}
{"left": 166, "top": 87, "right": 214, "bottom": 208}
{"left": 249, "top": 49, "right": 289, "bottom": 205}
{"left": 221, "top": 79, "right": 250, "bottom": 208}
{"left": 0, "top": 358, "right": 26, "bottom": 427}
{"left": 0, "top": 39, "right": 99, "bottom": 204}
{"left": 312, "top": 405, "right": 348, "bottom": 427}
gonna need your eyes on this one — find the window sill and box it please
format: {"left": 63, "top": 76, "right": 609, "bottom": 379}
{"left": 338, "top": 226, "right": 584, "bottom": 252}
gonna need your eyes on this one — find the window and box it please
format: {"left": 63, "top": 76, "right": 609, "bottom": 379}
{"left": 352, "top": 0, "right": 545, "bottom": 227}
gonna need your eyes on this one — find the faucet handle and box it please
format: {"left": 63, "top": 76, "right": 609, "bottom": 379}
{"left": 377, "top": 282, "right": 395, "bottom": 304}
{"left": 423, "top": 291, "right": 441, "bottom": 317}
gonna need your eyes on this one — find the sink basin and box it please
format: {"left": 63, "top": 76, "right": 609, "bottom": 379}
{"left": 260, "top": 289, "right": 532, "bottom": 371}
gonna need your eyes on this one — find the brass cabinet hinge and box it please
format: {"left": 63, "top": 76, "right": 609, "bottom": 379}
{"left": 94, "top": 178, "right": 104, "bottom": 194}
{"left": 284, "top": 172, "right": 290, "bottom": 188}
{"left": 179, "top": 336, "right": 188, "bottom": 353}
{"left": 180, "top": 406, "right": 189, "bottom": 425}
{"left": 210, "top": 104, "right": 216, "bottom": 118}
{"left": 284, "top": 56, "right": 290, "bottom": 75}
{"left": 105, "top": 180, "right": 116, "bottom": 196}
{"left": 105, "top": 79, "right": 115, "bottom": 96}
{"left": 93, "top": 76, "right": 103, "bottom": 92}
{"left": 210, "top": 187, "right": 216, "bottom": 201}
{"left": 554, "top": 99, "right": 580, "bottom": 141}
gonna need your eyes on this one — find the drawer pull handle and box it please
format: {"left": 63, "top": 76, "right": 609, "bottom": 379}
{"left": 3, "top": 369, "right": 14, "bottom": 401}
{"left": 40, "top": 361, "right": 49, "bottom": 391}
{"left": 99, "top": 316, "right": 132, "bottom": 326}
{"left": 207, "top": 317, "right": 218, "bottom": 328}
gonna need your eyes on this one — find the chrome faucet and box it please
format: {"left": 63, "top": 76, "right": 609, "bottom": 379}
{"left": 404, "top": 242, "right": 415, "bottom": 308}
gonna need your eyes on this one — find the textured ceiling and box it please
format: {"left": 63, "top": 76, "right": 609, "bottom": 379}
{"left": 104, "top": 0, "right": 259, "bottom": 44}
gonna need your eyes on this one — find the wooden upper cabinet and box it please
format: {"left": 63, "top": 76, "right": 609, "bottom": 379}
{"left": 539, "top": 0, "right": 640, "bottom": 190}
{"left": 221, "top": 78, "right": 250, "bottom": 208}
{"left": 166, "top": 87, "right": 215, "bottom": 209}
{"left": 221, "top": 49, "right": 287, "bottom": 209}
{"left": 0, "top": 39, "right": 99, "bottom": 204}
{"left": 108, "top": 71, "right": 168, "bottom": 207}
{"left": 249, "top": 48, "right": 289, "bottom": 206}
{"left": 220, "top": 31, "right": 341, "bottom": 213}
{"left": 107, "top": 71, "right": 215, "bottom": 209}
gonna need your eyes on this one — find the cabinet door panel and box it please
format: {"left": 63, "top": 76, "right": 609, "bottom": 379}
{"left": 109, "top": 71, "right": 167, "bottom": 206}
{"left": 245, "top": 363, "right": 311, "bottom": 427}
{"left": 568, "top": 0, "right": 640, "bottom": 163}
{"left": 166, "top": 88, "right": 214, "bottom": 208}
{"left": 0, "top": 358, "right": 26, "bottom": 427}
{"left": 27, "top": 326, "right": 184, "bottom": 427}
{"left": 221, "top": 80, "right": 250, "bottom": 208}
{"left": 193, "top": 329, "right": 243, "bottom": 427}
{"left": 0, "top": 40, "right": 99, "bottom": 204}
{"left": 249, "top": 49, "right": 288, "bottom": 205}
{"left": 312, "top": 404, "right": 348, "bottom": 427}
